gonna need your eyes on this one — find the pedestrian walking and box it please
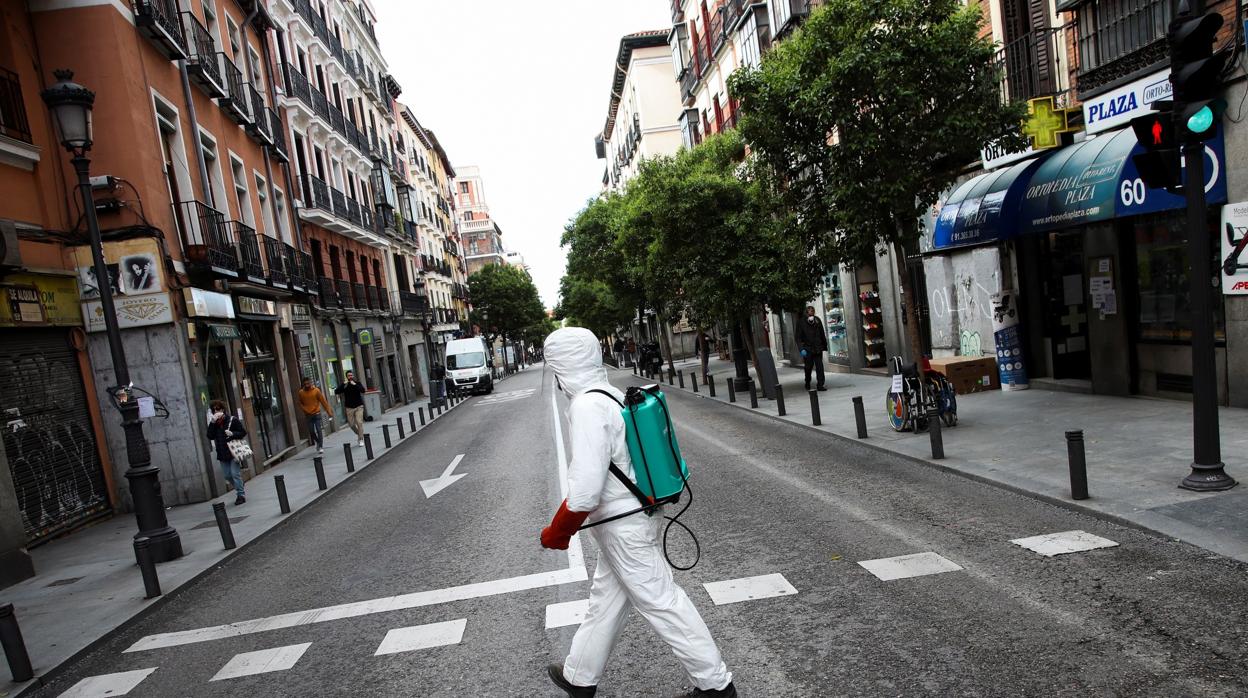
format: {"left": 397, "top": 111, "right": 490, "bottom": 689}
{"left": 797, "top": 305, "right": 828, "bottom": 391}
{"left": 625, "top": 336, "right": 637, "bottom": 367}
{"left": 697, "top": 330, "right": 712, "bottom": 380}
{"left": 335, "top": 370, "right": 367, "bottom": 446}
{"left": 612, "top": 336, "right": 626, "bottom": 367}
{"left": 297, "top": 376, "right": 333, "bottom": 453}
{"left": 541, "top": 327, "right": 736, "bottom": 698}
{"left": 206, "top": 400, "right": 248, "bottom": 505}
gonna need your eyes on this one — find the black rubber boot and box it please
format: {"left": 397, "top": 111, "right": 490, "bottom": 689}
{"left": 547, "top": 664, "right": 596, "bottom": 697}
{"left": 675, "top": 682, "right": 737, "bottom": 698}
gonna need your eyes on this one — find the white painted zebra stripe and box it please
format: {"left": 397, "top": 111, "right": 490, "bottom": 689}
{"left": 545, "top": 599, "right": 590, "bottom": 629}
{"left": 857, "top": 552, "right": 963, "bottom": 581}
{"left": 58, "top": 667, "right": 157, "bottom": 697}
{"left": 1010, "top": 530, "right": 1119, "bottom": 557}
{"left": 210, "top": 642, "right": 311, "bottom": 681}
{"left": 703, "top": 573, "right": 798, "bottom": 605}
{"left": 375, "top": 619, "right": 467, "bottom": 655}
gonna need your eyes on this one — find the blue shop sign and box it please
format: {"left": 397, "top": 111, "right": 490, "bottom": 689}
{"left": 932, "top": 154, "right": 1050, "bottom": 251}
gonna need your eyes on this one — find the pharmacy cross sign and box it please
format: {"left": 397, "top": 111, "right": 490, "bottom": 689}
{"left": 1022, "top": 96, "right": 1079, "bottom": 150}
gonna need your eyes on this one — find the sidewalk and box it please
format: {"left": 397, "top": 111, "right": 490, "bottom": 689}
{"left": 0, "top": 369, "right": 528, "bottom": 693}
{"left": 623, "top": 356, "right": 1248, "bottom": 563}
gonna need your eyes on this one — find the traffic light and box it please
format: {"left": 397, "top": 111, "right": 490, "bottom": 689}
{"left": 1129, "top": 106, "right": 1181, "bottom": 191}
{"left": 1168, "top": 4, "right": 1228, "bottom": 141}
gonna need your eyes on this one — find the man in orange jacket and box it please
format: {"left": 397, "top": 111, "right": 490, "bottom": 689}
{"left": 297, "top": 376, "right": 333, "bottom": 453}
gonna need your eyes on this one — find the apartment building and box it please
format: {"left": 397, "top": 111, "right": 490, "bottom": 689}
{"left": 455, "top": 165, "right": 507, "bottom": 276}
{"left": 595, "top": 30, "right": 683, "bottom": 191}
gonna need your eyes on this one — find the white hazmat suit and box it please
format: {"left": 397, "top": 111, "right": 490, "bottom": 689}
{"left": 542, "top": 327, "right": 733, "bottom": 694}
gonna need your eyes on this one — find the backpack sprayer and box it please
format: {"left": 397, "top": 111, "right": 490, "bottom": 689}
{"left": 578, "top": 384, "right": 699, "bottom": 570}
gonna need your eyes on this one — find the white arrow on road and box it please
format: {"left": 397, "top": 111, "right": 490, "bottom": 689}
{"left": 420, "top": 454, "right": 466, "bottom": 498}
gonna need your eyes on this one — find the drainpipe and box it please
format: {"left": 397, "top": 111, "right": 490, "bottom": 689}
{"left": 270, "top": 27, "right": 305, "bottom": 253}
{"left": 180, "top": 62, "right": 213, "bottom": 208}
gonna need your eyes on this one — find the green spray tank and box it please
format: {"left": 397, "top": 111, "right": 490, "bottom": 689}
{"left": 621, "top": 384, "right": 688, "bottom": 501}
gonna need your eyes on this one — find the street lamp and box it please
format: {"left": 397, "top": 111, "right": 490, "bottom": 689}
{"left": 42, "top": 70, "right": 183, "bottom": 562}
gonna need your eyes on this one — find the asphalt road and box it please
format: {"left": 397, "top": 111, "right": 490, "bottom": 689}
{"left": 29, "top": 365, "right": 1248, "bottom": 697}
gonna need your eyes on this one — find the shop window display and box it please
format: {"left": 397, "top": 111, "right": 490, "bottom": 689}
{"left": 821, "top": 274, "right": 849, "bottom": 363}
{"left": 1135, "top": 216, "right": 1225, "bottom": 343}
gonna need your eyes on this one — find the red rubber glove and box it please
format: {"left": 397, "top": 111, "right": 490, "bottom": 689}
{"left": 541, "top": 500, "right": 590, "bottom": 550}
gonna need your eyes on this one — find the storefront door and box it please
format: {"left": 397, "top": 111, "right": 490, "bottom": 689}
{"left": 1042, "top": 231, "right": 1092, "bottom": 379}
{"left": 240, "top": 323, "right": 290, "bottom": 460}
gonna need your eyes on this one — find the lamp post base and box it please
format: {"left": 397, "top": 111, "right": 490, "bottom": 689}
{"left": 1179, "top": 462, "right": 1238, "bottom": 492}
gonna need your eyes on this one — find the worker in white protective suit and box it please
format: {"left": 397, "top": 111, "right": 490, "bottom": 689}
{"left": 540, "top": 327, "right": 736, "bottom": 698}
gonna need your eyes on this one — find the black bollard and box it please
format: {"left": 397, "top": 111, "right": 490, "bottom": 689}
{"left": 343, "top": 443, "right": 355, "bottom": 472}
{"left": 313, "top": 456, "right": 328, "bottom": 490}
{"left": 727, "top": 378, "right": 737, "bottom": 403}
{"left": 397, "top": 418, "right": 405, "bottom": 439}
{"left": 383, "top": 424, "right": 392, "bottom": 449}
{"left": 667, "top": 369, "right": 674, "bottom": 386}
{"left": 365, "top": 434, "right": 375, "bottom": 460}
{"left": 775, "top": 385, "right": 786, "bottom": 416}
{"left": 275, "top": 474, "right": 291, "bottom": 514}
{"left": 708, "top": 375, "right": 717, "bottom": 397}
{"left": 134, "top": 537, "right": 162, "bottom": 599}
{"left": 0, "top": 603, "right": 33, "bottom": 682}
{"left": 809, "top": 390, "right": 822, "bottom": 425}
{"left": 428, "top": 401, "right": 435, "bottom": 418}
{"left": 690, "top": 372, "right": 699, "bottom": 393}
{"left": 409, "top": 411, "right": 417, "bottom": 432}
{"left": 853, "top": 396, "right": 868, "bottom": 439}
{"left": 212, "top": 502, "right": 236, "bottom": 549}
{"left": 419, "top": 407, "right": 426, "bottom": 426}
{"left": 1066, "top": 430, "right": 1089, "bottom": 500}
{"left": 633, "top": 362, "right": 638, "bottom": 375}
{"left": 749, "top": 383, "right": 759, "bottom": 408}
{"left": 678, "top": 371, "right": 686, "bottom": 389}
{"left": 929, "top": 412, "right": 945, "bottom": 459}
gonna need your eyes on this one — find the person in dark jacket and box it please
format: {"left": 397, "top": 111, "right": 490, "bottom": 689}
{"left": 335, "top": 370, "right": 367, "bottom": 446}
{"left": 796, "top": 306, "right": 828, "bottom": 391}
{"left": 206, "top": 399, "right": 248, "bottom": 505}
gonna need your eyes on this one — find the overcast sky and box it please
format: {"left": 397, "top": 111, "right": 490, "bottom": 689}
{"left": 374, "top": 1, "right": 671, "bottom": 307}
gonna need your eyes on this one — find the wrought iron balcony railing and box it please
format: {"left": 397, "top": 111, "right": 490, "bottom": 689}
{"left": 132, "top": 0, "right": 187, "bottom": 60}
{"left": 317, "top": 276, "right": 338, "bottom": 308}
{"left": 352, "top": 282, "right": 367, "bottom": 309}
{"left": 283, "top": 242, "right": 302, "bottom": 290}
{"left": 177, "top": 200, "right": 237, "bottom": 274}
{"left": 365, "top": 285, "right": 380, "bottom": 310}
{"left": 300, "top": 173, "right": 332, "bottom": 213}
{"left": 995, "top": 25, "right": 1074, "bottom": 105}
{"left": 262, "top": 235, "right": 287, "bottom": 286}
{"left": 267, "top": 107, "right": 288, "bottom": 161}
{"left": 181, "top": 13, "right": 224, "bottom": 98}
{"left": 218, "top": 55, "right": 251, "bottom": 125}
{"left": 337, "top": 279, "right": 355, "bottom": 309}
{"left": 235, "top": 221, "right": 263, "bottom": 279}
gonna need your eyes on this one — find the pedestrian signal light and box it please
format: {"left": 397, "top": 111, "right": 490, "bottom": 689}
{"left": 1131, "top": 112, "right": 1175, "bottom": 150}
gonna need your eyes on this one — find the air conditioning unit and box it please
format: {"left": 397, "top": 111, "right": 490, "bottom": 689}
{"left": 0, "top": 220, "right": 23, "bottom": 271}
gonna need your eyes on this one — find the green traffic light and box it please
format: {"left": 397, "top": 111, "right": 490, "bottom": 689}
{"left": 1188, "top": 105, "right": 1214, "bottom": 134}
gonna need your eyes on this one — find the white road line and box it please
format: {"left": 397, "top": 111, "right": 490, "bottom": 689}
{"left": 374, "top": 619, "right": 467, "bottom": 655}
{"left": 124, "top": 567, "right": 585, "bottom": 653}
{"left": 210, "top": 642, "right": 311, "bottom": 681}
{"left": 57, "top": 667, "right": 157, "bottom": 697}
{"left": 858, "top": 552, "right": 963, "bottom": 581}
{"left": 703, "top": 573, "right": 798, "bottom": 605}
{"left": 1010, "top": 530, "right": 1119, "bottom": 557}
{"left": 551, "top": 381, "right": 585, "bottom": 572}
{"left": 545, "top": 599, "right": 590, "bottom": 629}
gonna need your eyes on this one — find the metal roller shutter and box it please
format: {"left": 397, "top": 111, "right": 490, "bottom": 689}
{"left": 0, "top": 328, "right": 110, "bottom": 544}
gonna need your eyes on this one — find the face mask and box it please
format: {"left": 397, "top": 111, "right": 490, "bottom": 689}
{"left": 807, "top": 316, "right": 816, "bottom": 323}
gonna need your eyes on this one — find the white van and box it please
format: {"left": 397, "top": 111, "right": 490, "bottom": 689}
{"left": 444, "top": 337, "right": 493, "bottom": 395}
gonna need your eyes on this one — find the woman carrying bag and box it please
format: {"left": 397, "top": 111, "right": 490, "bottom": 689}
{"left": 207, "top": 399, "right": 250, "bottom": 505}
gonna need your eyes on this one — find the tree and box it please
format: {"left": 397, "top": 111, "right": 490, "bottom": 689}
{"left": 468, "top": 263, "right": 545, "bottom": 345}
{"left": 519, "top": 316, "right": 558, "bottom": 353}
{"left": 729, "top": 0, "right": 1027, "bottom": 353}
{"left": 554, "top": 275, "right": 634, "bottom": 338}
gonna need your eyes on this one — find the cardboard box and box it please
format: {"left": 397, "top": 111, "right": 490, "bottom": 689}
{"left": 927, "top": 356, "right": 1000, "bottom": 394}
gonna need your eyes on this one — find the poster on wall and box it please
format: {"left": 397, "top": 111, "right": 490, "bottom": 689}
{"left": 73, "top": 238, "right": 165, "bottom": 299}
{"left": 1221, "top": 200, "right": 1248, "bottom": 294}
{"left": 991, "top": 291, "right": 1029, "bottom": 391}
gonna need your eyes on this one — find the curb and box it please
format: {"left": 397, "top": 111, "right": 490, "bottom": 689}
{"left": 614, "top": 368, "right": 1202, "bottom": 551}
{"left": 11, "top": 397, "right": 472, "bottom": 697}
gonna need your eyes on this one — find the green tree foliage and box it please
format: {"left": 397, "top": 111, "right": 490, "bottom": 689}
{"left": 519, "top": 316, "right": 559, "bottom": 350}
{"left": 728, "top": 0, "right": 1027, "bottom": 267}
{"left": 467, "top": 263, "right": 545, "bottom": 343}
{"left": 554, "top": 275, "right": 634, "bottom": 338}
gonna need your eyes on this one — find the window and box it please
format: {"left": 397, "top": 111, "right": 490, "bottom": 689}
{"left": 459, "top": 181, "right": 470, "bottom": 194}
{"left": 737, "top": 5, "right": 770, "bottom": 70}
{"left": 226, "top": 18, "right": 240, "bottom": 57}
{"left": 273, "top": 186, "right": 291, "bottom": 242}
{"left": 255, "top": 173, "right": 274, "bottom": 236}
{"left": 1134, "top": 214, "right": 1225, "bottom": 343}
{"left": 1076, "top": 0, "right": 1171, "bottom": 74}
{"left": 231, "top": 156, "right": 253, "bottom": 225}
{"left": 200, "top": 130, "right": 228, "bottom": 214}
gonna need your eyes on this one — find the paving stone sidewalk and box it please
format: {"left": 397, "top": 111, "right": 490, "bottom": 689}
{"left": 623, "top": 355, "right": 1248, "bottom": 564}
{"left": 0, "top": 368, "right": 532, "bottom": 693}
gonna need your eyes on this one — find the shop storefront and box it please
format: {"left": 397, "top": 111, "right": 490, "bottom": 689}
{"left": 235, "top": 296, "right": 293, "bottom": 463}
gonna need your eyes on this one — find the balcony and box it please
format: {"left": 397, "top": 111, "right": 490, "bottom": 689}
{"left": 267, "top": 108, "right": 288, "bottom": 161}
{"left": 773, "top": 0, "right": 812, "bottom": 38}
{"left": 235, "top": 221, "right": 263, "bottom": 280}
{"left": 378, "top": 289, "right": 390, "bottom": 313}
{"left": 365, "top": 285, "right": 379, "bottom": 310}
{"left": 328, "top": 102, "right": 347, "bottom": 137}
{"left": 375, "top": 206, "right": 396, "bottom": 234}
{"left": 397, "top": 290, "right": 426, "bottom": 316}
{"left": 245, "top": 84, "right": 272, "bottom": 144}
{"left": 283, "top": 243, "right": 303, "bottom": 290}
{"left": 310, "top": 85, "right": 330, "bottom": 122}
{"left": 353, "top": 282, "right": 367, "bottom": 309}
{"left": 317, "top": 276, "right": 338, "bottom": 308}
{"left": 1075, "top": 0, "right": 1168, "bottom": 97}
{"left": 132, "top": 0, "right": 187, "bottom": 60}
{"left": 285, "top": 64, "right": 311, "bottom": 105}
{"left": 337, "top": 279, "right": 356, "bottom": 309}
{"left": 996, "top": 26, "right": 1074, "bottom": 106}
{"left": 218, "top": 56, "right": 252, "bottom": 125}
{"left": 721, "top": 0, "right": 746, "bottom": 35}
{"left": 345, "top": 119, "right": 366, "bottom": 152}
{"left": 262, "top": 236, "right": 287, "bottom": 286}
{"left": 300, "top": 173, "right": 332, "bottom": 213}
{"left": 0, "top": 68, "right": 32, "bottom": 144}
{"left": 345, "top": 49, "right": 362, "bottom": 80}
{"left": 181, "top": 13, "right": 225, "bottom": 98}
{"left": 177, "top": 200, "right": 237, "bottom": 275}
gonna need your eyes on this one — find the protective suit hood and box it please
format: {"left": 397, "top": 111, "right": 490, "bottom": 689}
{"left": 544, "top": 327, "right": 609, "bottom": 399}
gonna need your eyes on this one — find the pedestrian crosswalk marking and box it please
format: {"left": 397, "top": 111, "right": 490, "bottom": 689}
{"left": 1010, "top": 530, "right": 1119, "bottom": 557}
{"left": 858, "top": 552, "right": 963, "bottom": 581}
{"left": 545, "top": 599, "right": 590, "bottom": 628}
{"left": 476, "top": 388, "right": 536, "bottom": 406}
{"left": 375, "top": 618, "right": 467, "bottom": 655}
{"left": 703, "top": 573, "right": 798, "bottom": 605}
{"left": 57, "top": 667, "right": 157, "bottom": 697}
{"left": 210, "top": 642, "right": 311, "bottom": 681}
